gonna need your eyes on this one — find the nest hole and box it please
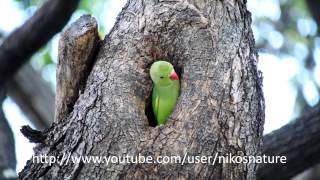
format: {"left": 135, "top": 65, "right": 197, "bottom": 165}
{"left": 145, "top": 90, "right": 157, "bottom": 127}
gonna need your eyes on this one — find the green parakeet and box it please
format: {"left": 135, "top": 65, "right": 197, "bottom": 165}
{"left": 150, "top": 61, "right": 180, "bottom": 125}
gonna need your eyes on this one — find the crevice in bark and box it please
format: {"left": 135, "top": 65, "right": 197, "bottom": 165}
{"left": 145, "top": 90, "right": 157, "bottom": 127}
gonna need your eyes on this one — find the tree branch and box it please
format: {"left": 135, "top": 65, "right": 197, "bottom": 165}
{"left": 0, "top": 0, "right": 80, "bottom": 86}
{"left": 7, "top": 64, "right": 55, "bottom": 130}
{"left": 20, "top": 125, "right": 46, "bottom": 143}
{"left": 55, "top": 15, "right": 100, "bottom": 123}
{"left": 258, "top": 105, "right": 320, "bottom": 180}
{"left": 0, "top": 89, "right": 17, "bottom": 179}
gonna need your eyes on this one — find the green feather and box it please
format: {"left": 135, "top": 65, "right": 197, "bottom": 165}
{"left": 150, "top": 61, "right": 180, "bottom": 125}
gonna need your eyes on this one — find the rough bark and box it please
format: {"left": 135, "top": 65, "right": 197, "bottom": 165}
{"left": 0, "top": 0, "right": 80, "bottom": 87}
{"left": 20, "top": 0, "right": 264, "bottom": 179}
{"left": 258, "top": 105, "right": 320, "bottom": 180}
{"left": 7, "top": 64, "right": 54, "bottom": 130}
{"left": 55, "top": 15, "right": 100, "bottom": 123}
{"left": 0, "top": 89, "right": 17, "bottom": 179}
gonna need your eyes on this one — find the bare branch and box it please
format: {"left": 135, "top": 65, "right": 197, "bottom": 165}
{"left": 0, "top": 89, "right": 17, "bottom": 179}
{"left": 0, "top": 0, "right": 80, "bottom": 86}
{"left": 7, "top": 64, "right": 55, "bottom": 130}
{"left": 258, "top": 105, "right": 320, "bottom": 180}
{"left": 55, "top": 15, "right": 100, "bottom": 123}
{"left": 20, "top": 125, "right": 46, "bottom": 143}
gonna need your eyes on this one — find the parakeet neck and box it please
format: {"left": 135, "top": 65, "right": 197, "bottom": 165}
{"left": 154, "top": 81, "right": 180, "bottom": 97}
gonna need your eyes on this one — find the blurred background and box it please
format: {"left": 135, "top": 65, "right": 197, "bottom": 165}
{"left": 0, "top": 0, "right": 319, "bottom": 179}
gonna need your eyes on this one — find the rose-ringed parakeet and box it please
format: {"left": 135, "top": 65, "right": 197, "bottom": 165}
{"left": 150, "top": 61, "right": 180, "bottom": 125}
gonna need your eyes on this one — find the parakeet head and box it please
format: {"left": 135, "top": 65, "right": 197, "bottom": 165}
{"left": 150, "top": 61, "right": 179, "bottom": 86}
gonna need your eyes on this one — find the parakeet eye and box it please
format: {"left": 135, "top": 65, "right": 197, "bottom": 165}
{"left": 160, "top": 76, "right": 164, "bottom": 79}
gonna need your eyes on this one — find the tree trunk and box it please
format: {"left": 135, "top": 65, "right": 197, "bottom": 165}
{"left": 20, "top": 0, "right": 264, "bottom": 179}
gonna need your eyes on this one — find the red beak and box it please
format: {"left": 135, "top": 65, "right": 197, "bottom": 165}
{"left": 169, "top": 71, "right": 179, "bottom": 80}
